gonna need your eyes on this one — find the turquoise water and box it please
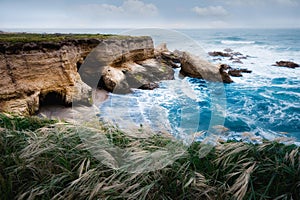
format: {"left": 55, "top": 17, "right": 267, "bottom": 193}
{"left": 5, "top": 28, "right": 299, "bottom": 143}
{"left": 100, "top": 29, "right": 300, "bottom": 144}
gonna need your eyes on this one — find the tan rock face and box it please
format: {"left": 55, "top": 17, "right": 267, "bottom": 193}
{"left": 80, "top": 37, "right": 175, "bottom": 94}
{"left": 0, "top": 36, "right": 158, "bottom": 115}
{"left": 179, "top": 51, "right": 233, "bottom": 83}
{"left": 0, "top": 41, "right": 94, "bottom": 115}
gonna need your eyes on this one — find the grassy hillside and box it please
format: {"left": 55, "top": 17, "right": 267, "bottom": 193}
{"left": 0, "top": 113, "right": 299, "bottom": 199}
{"left": 0, "top": 32, "right": 142, "bottom": 43}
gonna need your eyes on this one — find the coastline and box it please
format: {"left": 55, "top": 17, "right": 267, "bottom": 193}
{"left": 0, "top": 30, "right": 299, "bottom": 200}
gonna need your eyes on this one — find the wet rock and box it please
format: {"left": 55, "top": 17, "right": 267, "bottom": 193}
{"left": 239, "top": 69, "right": 252, "bottom": 73}
{"left": 228, "top": 68, "right": 252, "bottom": 77}
{"left": 155, "top": 43, "right": 181, "bottom": 68}
{"left": 219, "top": 64, "right": 232, "bottom": 70}
{"left": 273, "top": 61, "right": 299, "bottom": 68}
{"left": 232, "top": 52, "right": 243, "bottom": 56}
{"left": 208, "top": 51, "right": 231, "bottom": 57}
{"left": 138, "top": 82, "right": 159, "bottom": 90}
{"left": 228, "top": 69, "right": 243, "bottom": 77}
{"left": 232, "top": 59, "right": 243, "bottom": 64}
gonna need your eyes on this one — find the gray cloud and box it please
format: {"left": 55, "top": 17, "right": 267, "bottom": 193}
{"left": 79, "top": 0, "right": 158, "bottom": 17}
{"left": 219, "top": 0, "right": 299, "bottom": 6}
{"left": 192, "top": 6, "right": 228, "bottom": 17}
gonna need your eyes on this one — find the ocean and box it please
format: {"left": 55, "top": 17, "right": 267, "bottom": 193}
{"left": 99, "top": 28, "right": 300, "bottom": 145}
{"left": 6, "top": 28, "right": 299, "bottom": 145}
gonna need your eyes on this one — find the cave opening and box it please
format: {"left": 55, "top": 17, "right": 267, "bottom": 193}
{"left": 76, "top": 61, "right": 82, "bottom": 72}
{"left": 39, "top": 91, "right": 71, "bottom": 107}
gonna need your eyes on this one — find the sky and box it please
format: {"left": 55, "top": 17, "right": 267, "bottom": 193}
{"left": 0, "top": 0, "right": 300, "bottom": 29}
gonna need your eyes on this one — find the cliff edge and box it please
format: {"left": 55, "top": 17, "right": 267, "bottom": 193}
{"left": 0, "top": 33, "right": 161, "bottom": 115}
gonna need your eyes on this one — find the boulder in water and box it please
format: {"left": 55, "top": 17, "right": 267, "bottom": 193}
{"left": 138, "top": 82, "right": 159, "bottom": 90}
{"left": 208, "top": 51, "right": 231, "bottom": 57}
{"left": 273, "top": 61, "right": 299, "bottom": 68}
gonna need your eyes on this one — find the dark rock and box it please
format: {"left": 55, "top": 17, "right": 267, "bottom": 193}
{"left": 228, "top": 68, "right": 252, "bottom": 77}
{"left": 155, "top": 47, "right": 182, "bottom": 68}
{"left": 138, "top": 82, "right": 159, "bottom": 90}
{"left": 273, "top": 61, "right": 299, "bottom": 68}
{"left": 213, "top": 58, "right": 222, "bottom": 61}
{"left": 159, "top": 52, "right": 181, "bottom": 68}
{"left": 161, "top": 51, "right": 181, "bottom": 63}
{"left": 219, "top": 64, "right": 232, "bottom": 70}
{"left": 228, "top": 69, "right": 243, "bottom": 77}
{"left": 232, "top": 52, "right": 243, "bottom": 56}
{"left": 208, "top": 51, "right": 231, "bottom": 57}
{"left": 239, "top": 69, "right": 252, "bottom": 73}
{"left": 219, "top": 67, "right": 234, "bottom": 83}
{"left": 232, "top": 59, "right": 243, "bottom": 64}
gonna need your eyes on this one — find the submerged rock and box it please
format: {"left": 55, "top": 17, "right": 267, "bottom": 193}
{"left": 273, "top": 61, "right": 299, "bottom": 68}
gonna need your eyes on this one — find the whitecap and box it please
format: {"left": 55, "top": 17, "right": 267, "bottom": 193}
{"left": 221, "top": 40, "right": 256, "bottom": 45}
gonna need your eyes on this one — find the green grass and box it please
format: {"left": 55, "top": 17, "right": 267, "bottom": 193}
{"left": 0, "top": 113, "right": 299, "bottom": 199}
{"left": 0, "top": 33, "right": 146, "bottom": 43}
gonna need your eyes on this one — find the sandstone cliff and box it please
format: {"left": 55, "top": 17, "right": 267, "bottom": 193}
{"left": 0, "top": 34, "right": 233, "bottom": 116}
{"left": 78, "top": 36, "right": 174, "bottom": 94}
{"left": 0, "top": 35, "right": 163, "bottom": 115}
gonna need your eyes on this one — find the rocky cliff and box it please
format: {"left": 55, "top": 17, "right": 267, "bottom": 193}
{"left": 0, "top": 35, "right": 161, "bottom": 115}
{"left": 0, "top": 33, "right": 233, "bottom": 116}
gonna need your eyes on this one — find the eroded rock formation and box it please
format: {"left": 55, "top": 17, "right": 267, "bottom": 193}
{"left": 0, "top": 40, "right": 100, "bottom": 115}
{"left": 0, "top": 37, "right": 235, "bottom": 115}
{"left": 86, "top": 38, "right": 175, "bottom": 94}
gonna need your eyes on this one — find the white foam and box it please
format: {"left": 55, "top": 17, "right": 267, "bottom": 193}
{"left": 221, "top": 40, "right": 256, "bottom": 45}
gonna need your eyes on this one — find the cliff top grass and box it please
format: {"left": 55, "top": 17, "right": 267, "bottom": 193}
{"left": 0, "top": 113, "right": 299, "bottom": 200}
{"left": 0, "top": 32, "right": 147, "bottom": 43}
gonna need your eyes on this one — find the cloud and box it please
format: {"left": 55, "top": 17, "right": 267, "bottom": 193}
{"left": 80, "top": 0, "right": 158, "bottom": 17}
{"left": 275, "top": 0, "right": 299, "bottom": 6}
{"left": 219, "top": 0, "right": 299, "bottom": 6}
{"left": 192, "top": 6, "right": 228, "bottom": 17}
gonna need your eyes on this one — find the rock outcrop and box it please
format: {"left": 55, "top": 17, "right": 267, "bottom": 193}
{"left": 0, "top": 36, "right": 237, "bottom": 115}
{"left": 219, "top": 64, "right": 252, "bottom": 77}
{"left": 272, "top": 61, "right": 299, "bottom": 69}
{"left": 208, "top": 50, "right": 249, "bottom": 65}
{"left": 175, "top": 51, "right": 232, "bottom": 83}
{"left": 0, "top": 40, "right": 100, "bottom": 115}
{"left": 86, "top": 39, "right": 174, "bottom": 94}
{"left": 0, "top": 36, "right": 167, "bottom": 115}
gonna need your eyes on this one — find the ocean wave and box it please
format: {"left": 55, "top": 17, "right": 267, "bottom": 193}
{"left": 221, "top": 40, "right": 256, "bottom": 45}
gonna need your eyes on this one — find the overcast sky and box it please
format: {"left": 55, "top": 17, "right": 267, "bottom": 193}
{"left": 1, "top": 0, "right": 300, "bottom": 29}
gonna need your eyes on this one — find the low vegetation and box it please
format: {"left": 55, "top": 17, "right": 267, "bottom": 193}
{"left": 0, "top": 113, "right": 299, "bottom": 199}
{"left": 0, "top": 32, "right": 142, "bottom": 43}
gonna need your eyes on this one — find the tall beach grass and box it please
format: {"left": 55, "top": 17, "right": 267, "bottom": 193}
{"left": 0, "top": 113, "right": 299, "bottom": 199}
